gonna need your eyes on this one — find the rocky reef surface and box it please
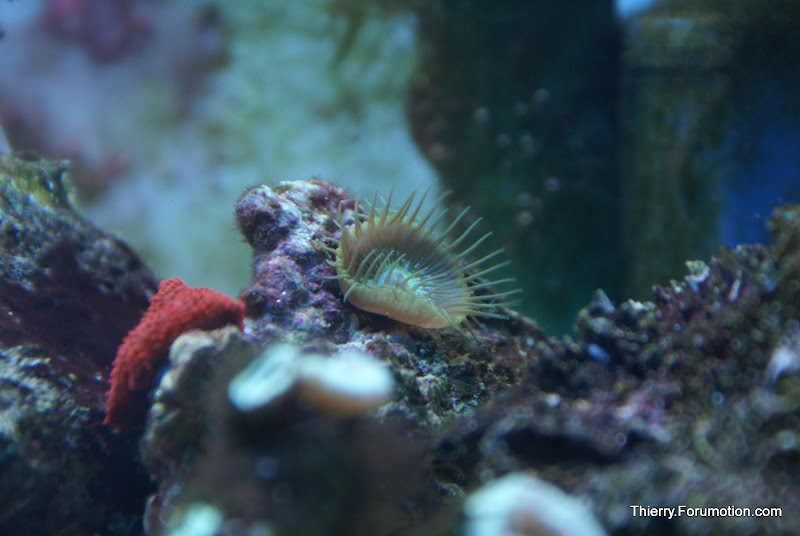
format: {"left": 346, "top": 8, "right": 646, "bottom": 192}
{"left": 0, "top": 155, "right": 157, "bottom": 534}
{"left": 142, "top": 179, "right": 800, "bottom": 535}
{"left": 1, "top": 162, "right": 799, "bottom": 534}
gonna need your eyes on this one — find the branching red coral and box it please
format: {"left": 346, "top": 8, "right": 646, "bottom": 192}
{"left": 104, "top": 277, "right": 245, "bottom": 429}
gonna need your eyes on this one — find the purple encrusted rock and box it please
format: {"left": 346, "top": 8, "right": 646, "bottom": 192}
{"left": 235, "top": 179, "right": 350, "bottom": 341}
{"left": 233, "top": 179, "right": 538, "bottom": 428}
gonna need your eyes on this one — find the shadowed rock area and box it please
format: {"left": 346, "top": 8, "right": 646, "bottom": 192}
{"left": 0, "top": 154, "right": 157, "bottom": 535}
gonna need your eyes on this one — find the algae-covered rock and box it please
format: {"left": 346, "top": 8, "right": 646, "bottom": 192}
{"left": 0, "top": 154, "right": 157, "bottom": 535}
{"left": 0, "top": 154, "right": 157, "bottom": 382}
{"left": 437, "top": 205, "right": 800, "bottom": 535}
{"left": 141, "top": 326, "right": 257, "bottom": 485}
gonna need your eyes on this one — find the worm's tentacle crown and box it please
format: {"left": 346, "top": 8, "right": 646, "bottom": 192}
{"left": 326, "top": 188, "right": 521, "bottom": 338}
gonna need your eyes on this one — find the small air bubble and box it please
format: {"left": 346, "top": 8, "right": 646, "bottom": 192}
{"left": 516, "top": 211, "right": 534, "bottom": 227}
{"left": 473, "top": 107, "right": 490, "bottom": 123}
{"left": 532, "top": 88, "right": 550, "bottom": 104}
{"left": 544, "top": 176, "right": 560, "bottom": 192}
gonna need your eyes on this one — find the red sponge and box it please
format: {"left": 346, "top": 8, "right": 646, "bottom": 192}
{"left": 104, "top": 278, "right": 244, "bottom": 429}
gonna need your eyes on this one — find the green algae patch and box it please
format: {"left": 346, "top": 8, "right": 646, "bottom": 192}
{"left": 0, "top": 154, "right": 77, "bottom": 211}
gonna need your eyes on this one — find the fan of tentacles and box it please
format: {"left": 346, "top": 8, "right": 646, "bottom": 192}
{"left": 325, "top": 188, "right": 520, "bottom": 338}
